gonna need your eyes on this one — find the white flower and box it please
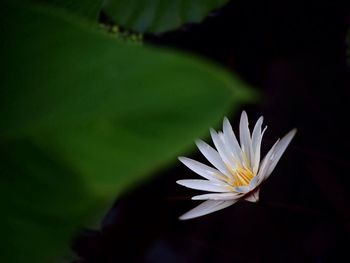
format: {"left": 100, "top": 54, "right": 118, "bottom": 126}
{"left": 177, "top": 111, "right": 296, "bottom": 220}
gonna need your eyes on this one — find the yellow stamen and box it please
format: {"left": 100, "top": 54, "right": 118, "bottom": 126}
{"left": 224, "top": 162, "right": 255, "bottom": 187}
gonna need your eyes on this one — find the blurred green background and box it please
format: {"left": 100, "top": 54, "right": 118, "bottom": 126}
{"left": 0, "top": 1, "right": 253, "bottom": 262}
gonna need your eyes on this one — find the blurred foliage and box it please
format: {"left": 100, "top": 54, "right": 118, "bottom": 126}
{"left": 36, "top": 0, "right": 104, "bottom": 20}
{"left": 99, "top": 23, "right": 144, "bottom": 43}
{"left": 0, "top": 1, "right": 253, "bottom": 262}
{"left": 35, "top": 0, "right": 144, "bottom": 42}
{"left": 103, "top": 0, "right": 230, "bottom": 33}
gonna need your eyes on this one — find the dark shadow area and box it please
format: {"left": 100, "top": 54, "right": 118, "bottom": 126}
{"left": 73, "top": 0, "right": 350, "bottom": 262}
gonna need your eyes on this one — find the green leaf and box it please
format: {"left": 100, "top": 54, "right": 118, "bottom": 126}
{"left": 1, "top": 140, "right": 99, "bottom": 263}
{"left": 0, "top": 2, "right": 253, "bottom": 263}
{"left": 35, "top": 0, "right": 104, "bottom": 21}
{"left": 103, "top": 0, "right": 230, "bottom": 33}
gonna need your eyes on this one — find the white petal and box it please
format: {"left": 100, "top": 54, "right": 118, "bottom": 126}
{"left": 195, "top": 139, "right": 231, "bottom": 177}
{"left": 256, "top": 139, "right": 280, "bottom": 182}
{"left": 210, "top": 129, "right": 236, "bottom": 171}
{"left": 176, "top": 179, "right": 231, "bottom": 192}
{"left": 251, "top": 116, "right": 267, "bottom": 174}
{"left": 179, "top": 200, "right": 237, "bottom": 220}
{"left": 266, "top": 129, "right": 297, "bottom": 176}
{"left": 178, "top": 157, "right": 226, "bottom": 182}
{"left": 251, "top": 116, "right": 263, "bottom": 150}
{"left": 244, "top": 188, "right": 261, "bottom": 202}
{"left": 239, "top": 111, "right": 253, "bottom": 169}
{"left": 192, "top": 192, "right": 242, "bottom": 200}
{"left": 222, "top": 117, "right": 243, "bottom": 163}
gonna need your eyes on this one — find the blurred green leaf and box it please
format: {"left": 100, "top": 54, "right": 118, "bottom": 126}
{"left": 1, "top": 140, "right": 98, "bottom": 263}
{"left": 0, "top": 1, "right": 252, "bottom": 263}
{"left": 35, "top": 0, "right": 104, "bottom": 20}
{"left": 103, "top": 0, "right": 230, "bottom": 33}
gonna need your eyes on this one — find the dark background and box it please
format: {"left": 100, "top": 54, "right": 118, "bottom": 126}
{"left": 73, "top": 0, "right": 350, "bottom": 262}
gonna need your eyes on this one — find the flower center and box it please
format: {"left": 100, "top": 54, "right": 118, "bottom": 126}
{"left": 225, "top": 164, "right": 255, "bottom": 187}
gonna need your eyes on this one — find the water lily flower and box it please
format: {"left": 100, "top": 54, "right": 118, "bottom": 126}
{"left": 177, "top": 111, "right": 296, "bottom": 220}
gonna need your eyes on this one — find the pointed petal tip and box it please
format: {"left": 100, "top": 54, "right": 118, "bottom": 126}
{"left": 209, "top": 128, "right": 219, "bottom": 139}
{"left": 223, "top": 117, "right": 233, "bottom": 133}
{"left": 241, "top": 110, "right": 248, "bottom": 119}
{"left": 176, "top": 180, "right": 186, "bottom": 186}
{"left": 279, "top": 128, "right": 297, "bottom": 145}
{"left": 179, "top": 214, "right": 190, "bottom": 220}
{"left": 244, "top": 189, "right": 260, "bottom": 203}
{"left": 195, "top": 138, "right": 205, "bottom": 146}
{"left": 209, "top": 127, "right": 216, "bottom": 133}
{"left": 256, "top": 116, "right": 264, "bottom": 127}
{"left": 244, "top": 196, "right": 259, "bottom": 203}
{"left": 178, "top": 209, "right": 201, "bottom": 220}
{"left": 178, "top": 156, "right": 186, "bottom": 163}
{"left": 290, "top": 128, "right": 297, "bottom": 136}
{"left": 223, "top": 116, "right": 230, "bottom": 124}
